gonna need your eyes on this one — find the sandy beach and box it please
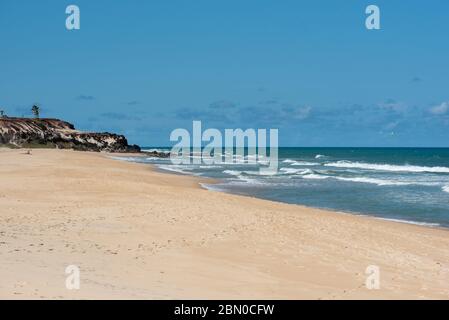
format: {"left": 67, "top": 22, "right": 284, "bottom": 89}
{"left": 0, "top": 148, "right": 448, "bottom": 299}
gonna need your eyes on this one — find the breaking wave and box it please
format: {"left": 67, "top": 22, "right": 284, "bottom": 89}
{"left": 325, "top": 161, "right": 449, "bottom": 173}
{"left": 334, "top": 176, "right": 412, "bottom": 186}
{"left": 282, "top": 159, "right": 320, "bottom": 166}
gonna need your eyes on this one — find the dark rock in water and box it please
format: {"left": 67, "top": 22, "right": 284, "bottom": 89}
{"left": 142, "top": 150, "right": 171, "bottom": 158}
{"left": 0, "top": 117, "right": 141, "bottom": 153}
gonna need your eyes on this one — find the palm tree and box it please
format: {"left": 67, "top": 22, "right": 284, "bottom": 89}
{"left": 31, "top": 104, "right": 40, "bottom": 119}
{"left": 0, "top": 110, "right": 4, "bottom": 118}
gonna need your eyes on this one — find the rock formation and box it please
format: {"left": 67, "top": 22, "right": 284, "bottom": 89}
{"left": 0, "top": 117, "right": 141, "bottom": 153}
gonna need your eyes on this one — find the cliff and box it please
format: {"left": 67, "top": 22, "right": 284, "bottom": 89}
{"left": 0, "top": 117, "right": 141, "bottom": 153}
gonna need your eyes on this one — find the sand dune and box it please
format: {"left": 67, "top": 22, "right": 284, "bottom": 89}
{"left": 0, "top": 148, "right": 448, "bottom": 299}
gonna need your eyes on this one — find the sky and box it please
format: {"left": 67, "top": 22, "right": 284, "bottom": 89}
{"left": 0, "top": 0, "right": 448, "bottom": 147}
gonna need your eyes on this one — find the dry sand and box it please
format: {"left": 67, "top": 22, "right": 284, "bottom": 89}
{"left": 0, "top": 148, "right": 448, "bottom": 299}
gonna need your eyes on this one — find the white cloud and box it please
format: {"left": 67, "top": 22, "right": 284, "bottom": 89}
{"left": 292, "top": 106, "right": 312, "bottom": 120}
{"left": 379, "top": 100, "right": 407, "bottom": 113}
{"left": 430, "top": 102, "right": 449, "bottom": 115}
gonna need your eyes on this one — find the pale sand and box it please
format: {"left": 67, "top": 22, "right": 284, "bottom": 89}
{"left": 0, "top": 148, "right": 448, "bottom": 300}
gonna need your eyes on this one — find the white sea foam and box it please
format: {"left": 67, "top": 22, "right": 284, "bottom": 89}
{"left": 199, "top": 165, "right": 223, "bottom": 169}
{"left": 302, "top": 174, "right": 330, "bottom": 180}
{"left": 301, "top": 173, "right": 440, "bottom": 187}
{"left": 244, "top": 170, "right": 278, "bottom": 176}
{"left": 157, "top": 164, "right": 193, "bottom": 174}
{"left": 315, "top": 154, "right": 326, "bottom": 159}
{"left": 292, "top": 161, "right": 320, "bottom": 166}
{"left": 200, "top": 183, "right": 227, "bottom": 192}
{"left": 335, "top": 177, "right": 412, "bottom": 186}
{"left": 325, "top": 161, "right": 449, "bottom": 173}
{"left": 237, "top": 168, "right": 314, "bottom": 176}
{"left": 229, "top": 175, "right": 268, "bottom": 185}
{"left": 109, "top": 156, "right": 141, "bottom": 162}
{"left": 296, "top": 169, "right": 315, "bottom": 175}
{"left": 219, "top": 160, "right": 259, "bottom": 165}
{"left": 443, "top": 185, "right": 449, "bottom": 193}
{"left": 280, "top": 168, "right": 304, "bottom": 174}
{"left": 223, "top": 170, "right": 242, "bottom": 176}
{"left": 222, "top": 170, "right": 271, "bottom": 184}
{"left": 283, "top": 159, "right": 319, "bottom": 166}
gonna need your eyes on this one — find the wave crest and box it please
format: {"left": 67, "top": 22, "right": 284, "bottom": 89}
{"left": 283, "top": 159, "right": 319, "bottom": 166}
{"left": 325, "top": 161, "right": 449, "bottom": 173}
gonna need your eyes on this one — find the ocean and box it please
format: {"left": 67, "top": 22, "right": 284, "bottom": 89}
{"left": 117, "top": 147, "right": 449, "bottom": 228}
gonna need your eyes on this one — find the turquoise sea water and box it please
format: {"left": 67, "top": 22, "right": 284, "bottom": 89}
{"left": 119, "top": 148, "right": 449, "bottom": 228}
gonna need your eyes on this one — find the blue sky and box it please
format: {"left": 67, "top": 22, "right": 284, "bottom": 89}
{"left": 1, "top": 0, "right": 448, "bottom": 146}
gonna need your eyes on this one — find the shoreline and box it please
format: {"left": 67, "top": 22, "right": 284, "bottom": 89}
{"left": 200, "top": 180, "right": 446, "bottom": 230}
{"left": 1, "top": 148, "right": 449, "bottom": 299}
{"left": 120, "top": 154, "right": 447, "bottom": 231}
{"left": 203, "top": 182, "right": 446, "bottom": 229}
